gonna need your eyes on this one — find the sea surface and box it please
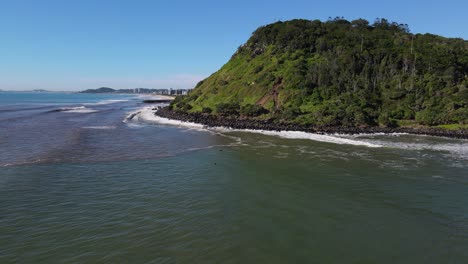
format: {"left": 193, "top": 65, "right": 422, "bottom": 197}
{"left": 1, "top": 92, "right": 467, "bottom": 263}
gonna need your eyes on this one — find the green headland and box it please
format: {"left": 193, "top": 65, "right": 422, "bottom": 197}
{"left": 165, "top": 18, "right": 467, "bottom": 132}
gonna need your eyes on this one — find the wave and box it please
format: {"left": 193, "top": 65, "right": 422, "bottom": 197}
{"left": 340, "top": 132, "right": 409, "bottom": 138}
{"left": 139, "top": 108, "right": 205, "bottom": 129}
{"left": 362, "top": 139, "right": 468, "bottom": 159}
{"left": 128, "top": 107, "right": 207, "bottom": 132}
{"left": 130, "top": 107, "right": 468, "bottom": 156}
{"left": 328, "top": 131, "right": 468, "bottom": 160}
{"left": 0, "top": 158, "right": 56, "bottom": 168}
{"left": 131, "top": 107, "right": 382, "bottom": 148}
{"left": 82, "top": 126, "right": 116, "bottom": 130}
{"left": 124, "top": 110, "right": 142, "bottom": 122}
{"left": 0, "top": 105, "right": 56, "bottom": 113}
{"left": 214, "top": 128, "right": 383, "bottom": 148}
{"left": 52, "top": 106, "right": 98, "bottom": 113}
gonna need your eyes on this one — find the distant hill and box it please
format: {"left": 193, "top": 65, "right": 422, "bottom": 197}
{"left": 171, "top": 18, "right": 468, "bottom": 128}
{"left": 32, "top": 89, "right": 51, "bottom": 93}
{"left": 80, "top": 87, "right": 116, "bottom": 93}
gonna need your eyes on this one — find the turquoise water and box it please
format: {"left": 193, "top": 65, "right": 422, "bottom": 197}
{"left": 1, "top": 92, "right": 467, "bottom": 263}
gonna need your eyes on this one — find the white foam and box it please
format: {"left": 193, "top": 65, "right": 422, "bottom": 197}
{"left": 130, "top": 107, "right": 382, "bottom": 148}
{"left": 59, "top": 106, "right": 85, "bottom": 111}
{"left": 128, "top": 107, "right": 468, "bottom": 158}
{"left": 369, "top": 140, "right": 468, "bottom": 158}
{"left": 63, "top": 106, "right": 98, "bottom": 113}
{"left": 218, "top": 128, "right": 383, "bottom": 148}
{"left": 0, "top": 158, "right": 49, "bottom": 167}
{"left": 342, "top": 132, "right": 409, "bottom": 138}
{"left": 130, "top": 107, "right": 468, "bottom": 154}
{"left": 82, "top": 126, "right": 116, "bottom": 129}
{"left": 334, "top": 133, "right": 468, "bottom": 159}
{"left": 133, "top": 107, "right": 206, "bottom": 130}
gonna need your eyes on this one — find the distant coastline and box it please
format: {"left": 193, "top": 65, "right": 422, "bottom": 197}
{"left": 80, "top": 87, "right": 191, "bottom": 96}
{"left": 0, "top": 89, "right": 56, "bottom": 93}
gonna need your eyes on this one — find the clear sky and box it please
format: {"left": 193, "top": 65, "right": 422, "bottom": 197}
{"left": 1, "top": 0, "right": 467, "bottom": 91}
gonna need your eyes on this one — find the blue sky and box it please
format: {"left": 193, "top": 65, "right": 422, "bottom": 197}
{"left": 1, "top": 0, "right": 467, "bottom": 91}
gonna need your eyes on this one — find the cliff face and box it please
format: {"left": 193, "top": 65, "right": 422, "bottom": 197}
{"left": 176, "top": 18, "right": 468, "bottom": 127}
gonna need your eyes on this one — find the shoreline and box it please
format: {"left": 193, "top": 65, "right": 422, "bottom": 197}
{"left": 154, "top": 107, "right": 468, "bottom": 140}
{"left": 147, "top": 95, "right": 175, "bottom": 100}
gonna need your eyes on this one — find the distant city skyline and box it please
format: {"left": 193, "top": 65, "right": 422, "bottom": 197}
{"left": 1, "top": 0, "right": 467, "bottom": 91}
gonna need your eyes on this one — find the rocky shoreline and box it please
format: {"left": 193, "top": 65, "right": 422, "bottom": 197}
{"left": 154, "top": 107, "right": 468, "bottom": 139}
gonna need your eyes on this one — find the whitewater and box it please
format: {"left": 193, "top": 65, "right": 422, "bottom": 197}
{"left": 128, "top": 106, "right": 468, "bottom": 158}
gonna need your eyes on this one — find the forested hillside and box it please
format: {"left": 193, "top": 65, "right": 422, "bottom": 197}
{"left": 172, "top": 18, "right": 468, "bottom": 128}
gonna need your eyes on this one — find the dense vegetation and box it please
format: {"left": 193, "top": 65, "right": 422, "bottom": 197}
{"left": 172, "top": 18, "right": 468, "bottom": 128}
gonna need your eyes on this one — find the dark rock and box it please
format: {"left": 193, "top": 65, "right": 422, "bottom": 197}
{"left": 154, "top": 107, "right": 468, "bottom": 139}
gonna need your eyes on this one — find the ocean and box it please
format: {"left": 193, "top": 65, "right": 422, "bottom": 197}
{"left": 1, "top": 92, "right": 467, "bottom": 263}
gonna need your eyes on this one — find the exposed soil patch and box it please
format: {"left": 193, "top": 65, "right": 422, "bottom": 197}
{"left": 256, "top": 78, "right": 283, "bottom": 110}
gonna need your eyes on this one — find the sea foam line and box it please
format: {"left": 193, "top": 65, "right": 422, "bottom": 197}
{"left": 0, "top": 158, "right": 56, "bottom": 168}
{"left": 82, "top": 126, "right": 116, "bottom": 129}
{"left": 55, "top": 106, "right": 98, "bottom": 113}
{"left": 64, "top": 108, "right": 98, "bottom": 113}
{"left": 127, "top": 107, "right": 468, "bottom": 157}
{"left": 131, "top": 107, "right": 382, "bottom": 148}
{"left": 220, "top": 128, "right": 383, "bottom": 148}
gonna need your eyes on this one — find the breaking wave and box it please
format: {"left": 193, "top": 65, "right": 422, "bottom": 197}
{"left": 127, "top": 107, "right": 468, "bottom": 157}
{"left": 82, "top": 126, "right": 116, "bottom": 130}
{"left": 129, "top": 107, "right": 382, "bottom": 148}
{"left": 53, "top": 106, "right": 98, "bottom": 113}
